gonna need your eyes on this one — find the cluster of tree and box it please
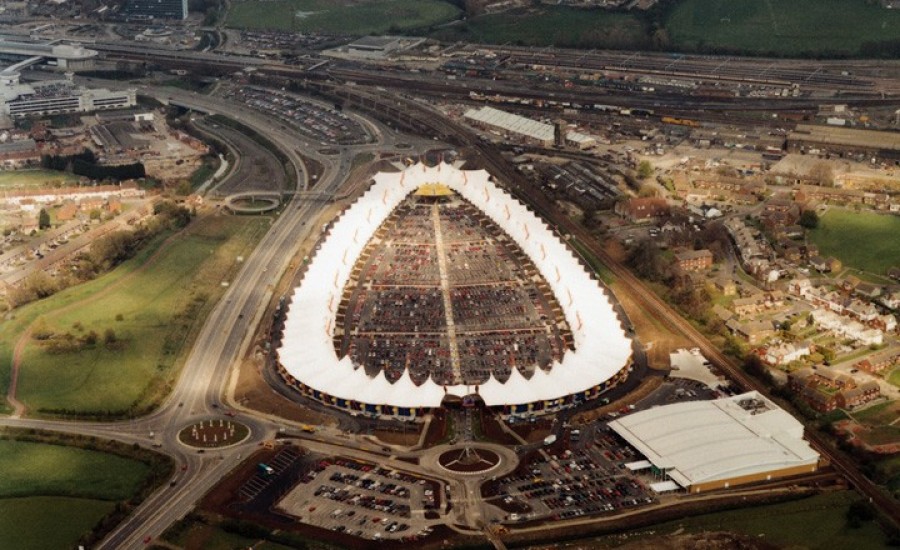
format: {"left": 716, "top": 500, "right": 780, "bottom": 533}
{"left": 41, "top": 149, "right": 145, "bottom": 181}
{"left": 626, "top": 237, "right": 713, "bottom": 320}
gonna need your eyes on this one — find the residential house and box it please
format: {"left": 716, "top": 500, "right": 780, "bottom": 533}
{"left": 615, "top": 197, "right": 669, "bottom": 223}
{"left": 800, "top": 385, "right": 837, "bottom": 413}
{"left": 811, "top": 309, "right": 883, "bottom": 346}
{"left": 810, "top": 256, "right": 842, "bottom": 273}
{"left": 816, "top": 366, "right": 855, "bottom": 389}
{"left": 714, "top": 278, "right": 736, "bottom": 296}
{"left": 726, "top": 319, "right": 776, "bottom": 345}
{"left": 854, "top": 283, "right": 882, "bottom": 300}
{"left": 854, "top": 349, "right": 900, "bottom": 374}
{"left": 674, "top": 249, "right": 714, "bottom": 272}
{"left": 836, "top": 381, "right": 881, "bottom": 409}
{"left": 763, "top": 341, "right": 812, "bottom": 366}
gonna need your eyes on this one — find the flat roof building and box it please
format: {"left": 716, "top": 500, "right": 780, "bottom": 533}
{"left": 0, "top": 72, "right": 136, "bottom": 118}
{"left": 609, "top": 392, "right": 820, "bottom": 493}
{"left": 125, "top": 0, "right": 188, "bottom": 20}
{"left": 787, "top": 124, "right": 900, "bottom": 160}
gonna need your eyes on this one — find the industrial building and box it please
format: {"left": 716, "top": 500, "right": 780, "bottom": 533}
{"left": 464, "top": 106, "right": 596, "bottom": 149}
{"left": 0, "top": 72, "right": 136, "bottom": 118}
{"left": 787, "top": 124, "right": 900, "bottom": 161}
{"left": 609, "top": 392, "right": 820, "bottom": 493}
{"left": 125, "top": 0, "right": 188, "bottom": 20}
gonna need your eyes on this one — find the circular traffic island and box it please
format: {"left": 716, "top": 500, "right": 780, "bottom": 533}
{"left": 224, "top": 192, "right": 281, "bottom": 214}
{"left": 178, "top": 418, "right": 250, "bottom": 449}
{"left": 438, "top": 446, "right": 501, "bottom": 474}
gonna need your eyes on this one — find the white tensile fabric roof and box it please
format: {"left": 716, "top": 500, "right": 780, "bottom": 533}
{"left": 608, "top": 391, "right": 820, "bottom": 488}
{"left": 277, "top": 162, "right": 632, "bottom": 408}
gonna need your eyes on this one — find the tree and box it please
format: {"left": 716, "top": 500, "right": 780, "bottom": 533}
{"left": 175, "top": 180, "right": 192, "bottom": 196}
{"left": 809, "top": 162, "right": 835, "bottom": 187}
{"left": 38, "top": 208, "right": 50, "bottom": 230}
{"left": 845, "top": 500, "right": 875, "bottom": 528}
{"left": 82, "top": 331, "right": 99, "bottom": 346}
{"left": 637, "top": 160, "right": 654, "bottom": 180}
{"left": 627, "top": 239, "right": 670, "bottom": 282}
{"left": 799, "top": 209, "right": 819, "bottom": 229}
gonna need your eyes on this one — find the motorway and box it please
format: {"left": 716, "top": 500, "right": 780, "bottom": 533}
{"left": 0, "top": 82, "right": 437, "bottom": 548}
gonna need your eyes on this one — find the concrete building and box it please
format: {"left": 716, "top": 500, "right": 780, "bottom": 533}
{"left": 0, "top": 72, "right": 136, "bottom": 118}
{"left": 0, "top": 39, "right": 98, "bottom": 72}
{"left": 609, "top": 392, "right": 820, "bottom": 494}
{"left": 125, "top": 0, "right": 188, "bottom": 20}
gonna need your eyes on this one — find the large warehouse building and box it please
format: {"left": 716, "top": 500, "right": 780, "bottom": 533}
{"left": 787, "top": 124, "right": 900, "bottom": 161}
{"left": 275, "top": 162, "right": 633, "bottom": 419}
{"left": 609, "top": 392, "right": 820, "bottom": 493}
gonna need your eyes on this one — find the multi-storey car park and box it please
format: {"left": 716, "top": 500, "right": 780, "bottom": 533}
{"left": 275, "top": 161, "right": 634, "bottom": 419}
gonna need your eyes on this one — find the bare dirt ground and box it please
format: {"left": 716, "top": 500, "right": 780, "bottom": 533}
{"left": 572, "top": 376, "right": 664, "bottom": 424}
{"left": 603, "top": 240, "right": 691, "bottom": 371}
{"left": 234, "top": 354, "right": 335, "bottom": 426}
{"left": 607, "top": 531, "right": 779, "bottom": 550}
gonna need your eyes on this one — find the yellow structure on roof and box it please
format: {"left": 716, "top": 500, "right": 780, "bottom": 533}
{"left": 415, "top": 183, "right": 453, "bottom": 197}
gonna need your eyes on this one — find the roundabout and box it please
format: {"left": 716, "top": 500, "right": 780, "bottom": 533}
{"left": 178, "top": 418, "right": 250, "bottom": 449}
{"left": 420, "top": 442, "right": 518, "bottom": 479}
{"left": 438, "top": 446, "right": 501, "bottom": 474}
{"left": 224, "top": 191, "right": 281, "bottom": 214}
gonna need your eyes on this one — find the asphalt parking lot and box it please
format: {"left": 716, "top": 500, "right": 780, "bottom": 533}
{"left": 277, "top": 457, "right": 442, "bottom": 541}
{"left": 222, "top": 86, "right": 370, "bottom": 145}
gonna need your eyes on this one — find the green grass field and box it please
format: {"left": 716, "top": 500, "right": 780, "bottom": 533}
{"left": 666, "top": 0, "right": 900, "bottom": 56}
{"left": 0, "top": 497, "right": 116, "bottom": 550}
{"left": 0, "top": 169, "right": 79, "bottom": 190}
{"left": 0, "top": 440, "right": 150, "bottom": 499}
{"left": 227, "top": 0, "right": 460, "bottom": 33}
{"left": 0, "top": 214, "right": 268, "bottom": 416}
{"left": 638, "top": 491, "right": 886, "bottom": 548}
{"left": 888, "top": 368, "right": 900, "bottom": 388}
{"left": 430, "top": 7, "right": 645, "bottom": 49}
{"left": 0, "top": 439, "right": 154, "bottom": 550}
{"left": 809, "top": 208, "right": 900, "bottom": 277}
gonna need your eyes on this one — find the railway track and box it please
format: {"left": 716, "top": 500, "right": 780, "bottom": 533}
{"left": 353, "top": 92, "right": 900, "bottom": 526}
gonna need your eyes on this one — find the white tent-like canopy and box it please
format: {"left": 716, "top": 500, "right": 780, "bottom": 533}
{"left": 277, "top": 162, "right": 632, "bottom": 409}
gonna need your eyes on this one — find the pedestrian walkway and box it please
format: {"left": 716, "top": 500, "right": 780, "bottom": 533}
{"left": 432, "top": 203, "right": 462, "bottom": 384}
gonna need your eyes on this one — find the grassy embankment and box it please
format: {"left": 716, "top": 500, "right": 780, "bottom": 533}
{"left": 0, "top": 214, "right": 269, "bottom": 417}
{"left": 227, "top": 0, "right": 459, "bottom": 34}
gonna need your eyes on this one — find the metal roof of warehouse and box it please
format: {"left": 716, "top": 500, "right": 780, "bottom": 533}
{"left": 609, "top": 392, "right": 819, "bottom": 488}
{"left": 789, "top": 124, "right": 900, "bottom": 151}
